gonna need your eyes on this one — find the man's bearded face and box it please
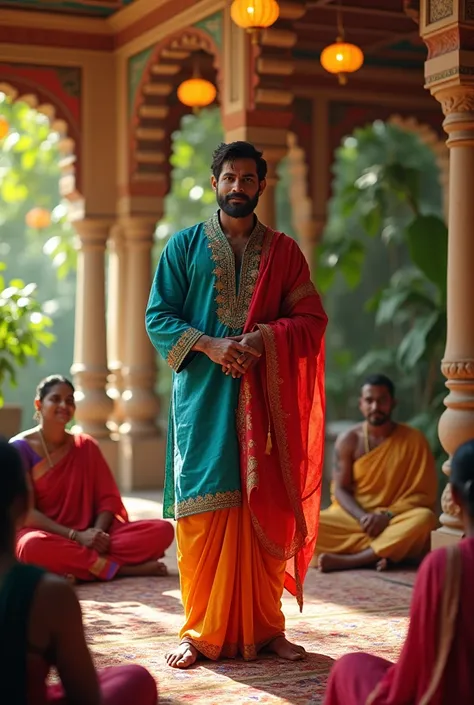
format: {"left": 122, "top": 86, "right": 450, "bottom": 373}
{"left": 359, "top": 385, "right": 395, "bottom": 427}
{"left": 214, "top": 158, "right": 262, "bottom": 219}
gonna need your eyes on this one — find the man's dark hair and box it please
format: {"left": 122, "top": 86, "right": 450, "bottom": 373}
{"left": 211, "top": 141, "right": 267, "bottom": 182}
{"left": 361, "top": 374, "right": 395, "bottom": 398}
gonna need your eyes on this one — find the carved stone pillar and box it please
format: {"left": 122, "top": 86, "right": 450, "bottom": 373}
{"left": 118, "top": 216, "right": 164, "bottom": 491}
{"left": 420, "top": 1, "right": 474, "bottom": 547}
{"left": 435, "top": 97, "right": 474, "bottom": 544}
{"left": 255, "top": 147, "right": 286, "bottom": 230}
{"left": 286, "top": 132, "right": 320, "bottom": 268}
{"left": 70, "top": 218, "right": 116, "bottom": 466}
{"left": 107, "top": 224, "right": 127, "bottom": 434}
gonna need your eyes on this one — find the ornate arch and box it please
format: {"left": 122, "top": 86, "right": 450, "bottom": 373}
{"left": 0, "top": 79, "right": 82, "bottom": 206}
{"left": 388, "top": 114, "right": 449, "bottom": 218}
{"left": 129, "top": 27, "right": 221, "bottom": 198}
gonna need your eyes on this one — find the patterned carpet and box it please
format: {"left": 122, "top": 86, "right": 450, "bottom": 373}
{"left": 76, "top": 564, "right": 416, "bottom": 704}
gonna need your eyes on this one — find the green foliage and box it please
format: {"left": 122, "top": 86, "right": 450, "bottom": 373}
{"left": 0, "top": 96, "right": 76, "bottom": 277}
{"left": 406, "top": 214, "right": 447, "bottom": 300}
{"left": 0, "top": 263, "right": 55, "bottom": 405}
{"left": 0, "top": 92, "right": 75, "bottom": 420}
{"left": 320, "top": 121, "right": 447, "bottom": 466}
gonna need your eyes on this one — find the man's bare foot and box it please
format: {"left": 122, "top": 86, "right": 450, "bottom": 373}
{"left": 166, "top": 642, "right": 198, "bottom": 669}
{"left": 266, "top": 636, "right": 306, "bottom": 661}
{"left": 317, "top": 548, "right": 379, "bottom": 573}
{"left": 65, "top": 574, "right": 77, "bottom": 585}
{"left": 376, "top": 558, "right": 388, "bottom": 572}
{"left": 318, "top": 553, "right": 353, "bottom": 573}
{"left": 117, "top": 560, "right": 168, "bottom": 578}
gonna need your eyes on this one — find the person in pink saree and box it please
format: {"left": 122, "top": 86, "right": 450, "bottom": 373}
{"left": 323, "top": 438, "right": 474, "bottom": 705}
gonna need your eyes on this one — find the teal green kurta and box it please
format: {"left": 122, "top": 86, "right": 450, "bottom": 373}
{"left": 146, "top": 213, "right": 268, "bottom": 520}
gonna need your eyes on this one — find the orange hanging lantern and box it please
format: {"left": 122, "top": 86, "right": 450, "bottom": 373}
{"left": 231, "top": 0, "right": 280, "bottom": 38}
{"left": 0, "top": 115, "right": 9, "bottom": 140}
{"left": 25, "top": 207, "right": 52, "bottom": 230}
{"left": 320, "top": 40, "right": 364, "bottom": 84}
{"left": 177, "top": 77, "right": 217, "bottom": 110}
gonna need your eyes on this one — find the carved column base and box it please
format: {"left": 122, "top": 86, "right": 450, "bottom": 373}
{"left": 432, "top": 482, "right": 464, "bottom": 549}
{"left": 431, "top": 526, "right": 464, "bottom": 549}
{"left": 117, "top": 434, "right": 165, "bottom": 492}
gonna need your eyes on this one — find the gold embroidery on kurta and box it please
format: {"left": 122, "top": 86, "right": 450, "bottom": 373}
{"left": 167, "top": 327, "right": 203, "bottom": 372}
{"left": 204, "top": 213, "right": 267, "bottom": 330}
{"left": 175, "top": 490, "right": 242, "bottom": 519}
{"left": 282, "top": 280, "right": 318, "bottom": 315}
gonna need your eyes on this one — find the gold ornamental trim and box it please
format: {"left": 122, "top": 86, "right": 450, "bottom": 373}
{"left": 204, "top": 213, "right": 267, "bottom": 331}
{"left": 282, "top": 280, "right": 318, "bottom": 315}
{"left": 167, "top": 327, "right": 204, "bottom": 372}
{"left": 175, "top": 489, "right": 242, "bottom": 518}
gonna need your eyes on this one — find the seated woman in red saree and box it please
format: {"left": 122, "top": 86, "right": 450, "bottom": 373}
{"left": 0, "top": 439, "right": 158, "bottom": 705}
{"left": 323, "top": 438, "right": 474, "bottom": 705}
{"left": 11, "top": 375, "right": 174, "bottom": 582}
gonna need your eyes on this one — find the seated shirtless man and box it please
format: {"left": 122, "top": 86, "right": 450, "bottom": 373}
{"left": 314, "top": 374, "right": 438, "bottom": 572}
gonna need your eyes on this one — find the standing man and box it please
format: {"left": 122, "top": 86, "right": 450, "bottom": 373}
{"left": 146, "top": 141, "right": 327, "bottom": 669}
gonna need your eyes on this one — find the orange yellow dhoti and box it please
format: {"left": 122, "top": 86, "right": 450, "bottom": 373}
{"left": 316, "top": 506, "right": 436, "bottom": 562}
{"left": 314, "top": 424, "right": 438, "bottom": 564}
{"left": 177, "top": 498, "right": 286, "bottom": 660}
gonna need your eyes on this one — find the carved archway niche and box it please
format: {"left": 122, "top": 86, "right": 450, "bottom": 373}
{"left": 0, "top": 81, "right": 82, "bottom": 214}
{"left": 130, "top": 28, "right": 222, "bottom": 199}
{"left": 388, "top": 114, "right": 449, "bottom": 219}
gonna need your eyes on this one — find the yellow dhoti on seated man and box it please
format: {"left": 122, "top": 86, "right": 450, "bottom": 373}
{"left": 315, "top": 374, "right": 438, "bottom": 573}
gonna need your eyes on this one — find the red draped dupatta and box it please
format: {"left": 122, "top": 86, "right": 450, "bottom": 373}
{"left": 238, "top": 229, "right": 327, "bottom": 609}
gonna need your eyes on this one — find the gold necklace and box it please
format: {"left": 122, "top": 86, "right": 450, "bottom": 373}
{"left": 363, "top": 422, "right": 371, "bottom": 454}
{"left": 38, "top": 428, "right": 55, "bottom": 468}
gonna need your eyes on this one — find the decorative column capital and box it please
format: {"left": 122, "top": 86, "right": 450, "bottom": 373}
{"left": 120, "top": 216, "right": 158, "bottom": 241}
{"left": 108, "top": 223, "right": 124, "bottom": 253}
{"left": 435, "top": 87, "right": 474, "bottom": 117}
{"left": 72, "top": 218, "right": 113, "bottom": 248}
{"left": 432, "top": 85, "right": 474, "bottom": 146}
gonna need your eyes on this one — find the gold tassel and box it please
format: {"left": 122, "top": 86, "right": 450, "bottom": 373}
{"left": 265, "top": 428, "right": 272, "bottom": 455}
